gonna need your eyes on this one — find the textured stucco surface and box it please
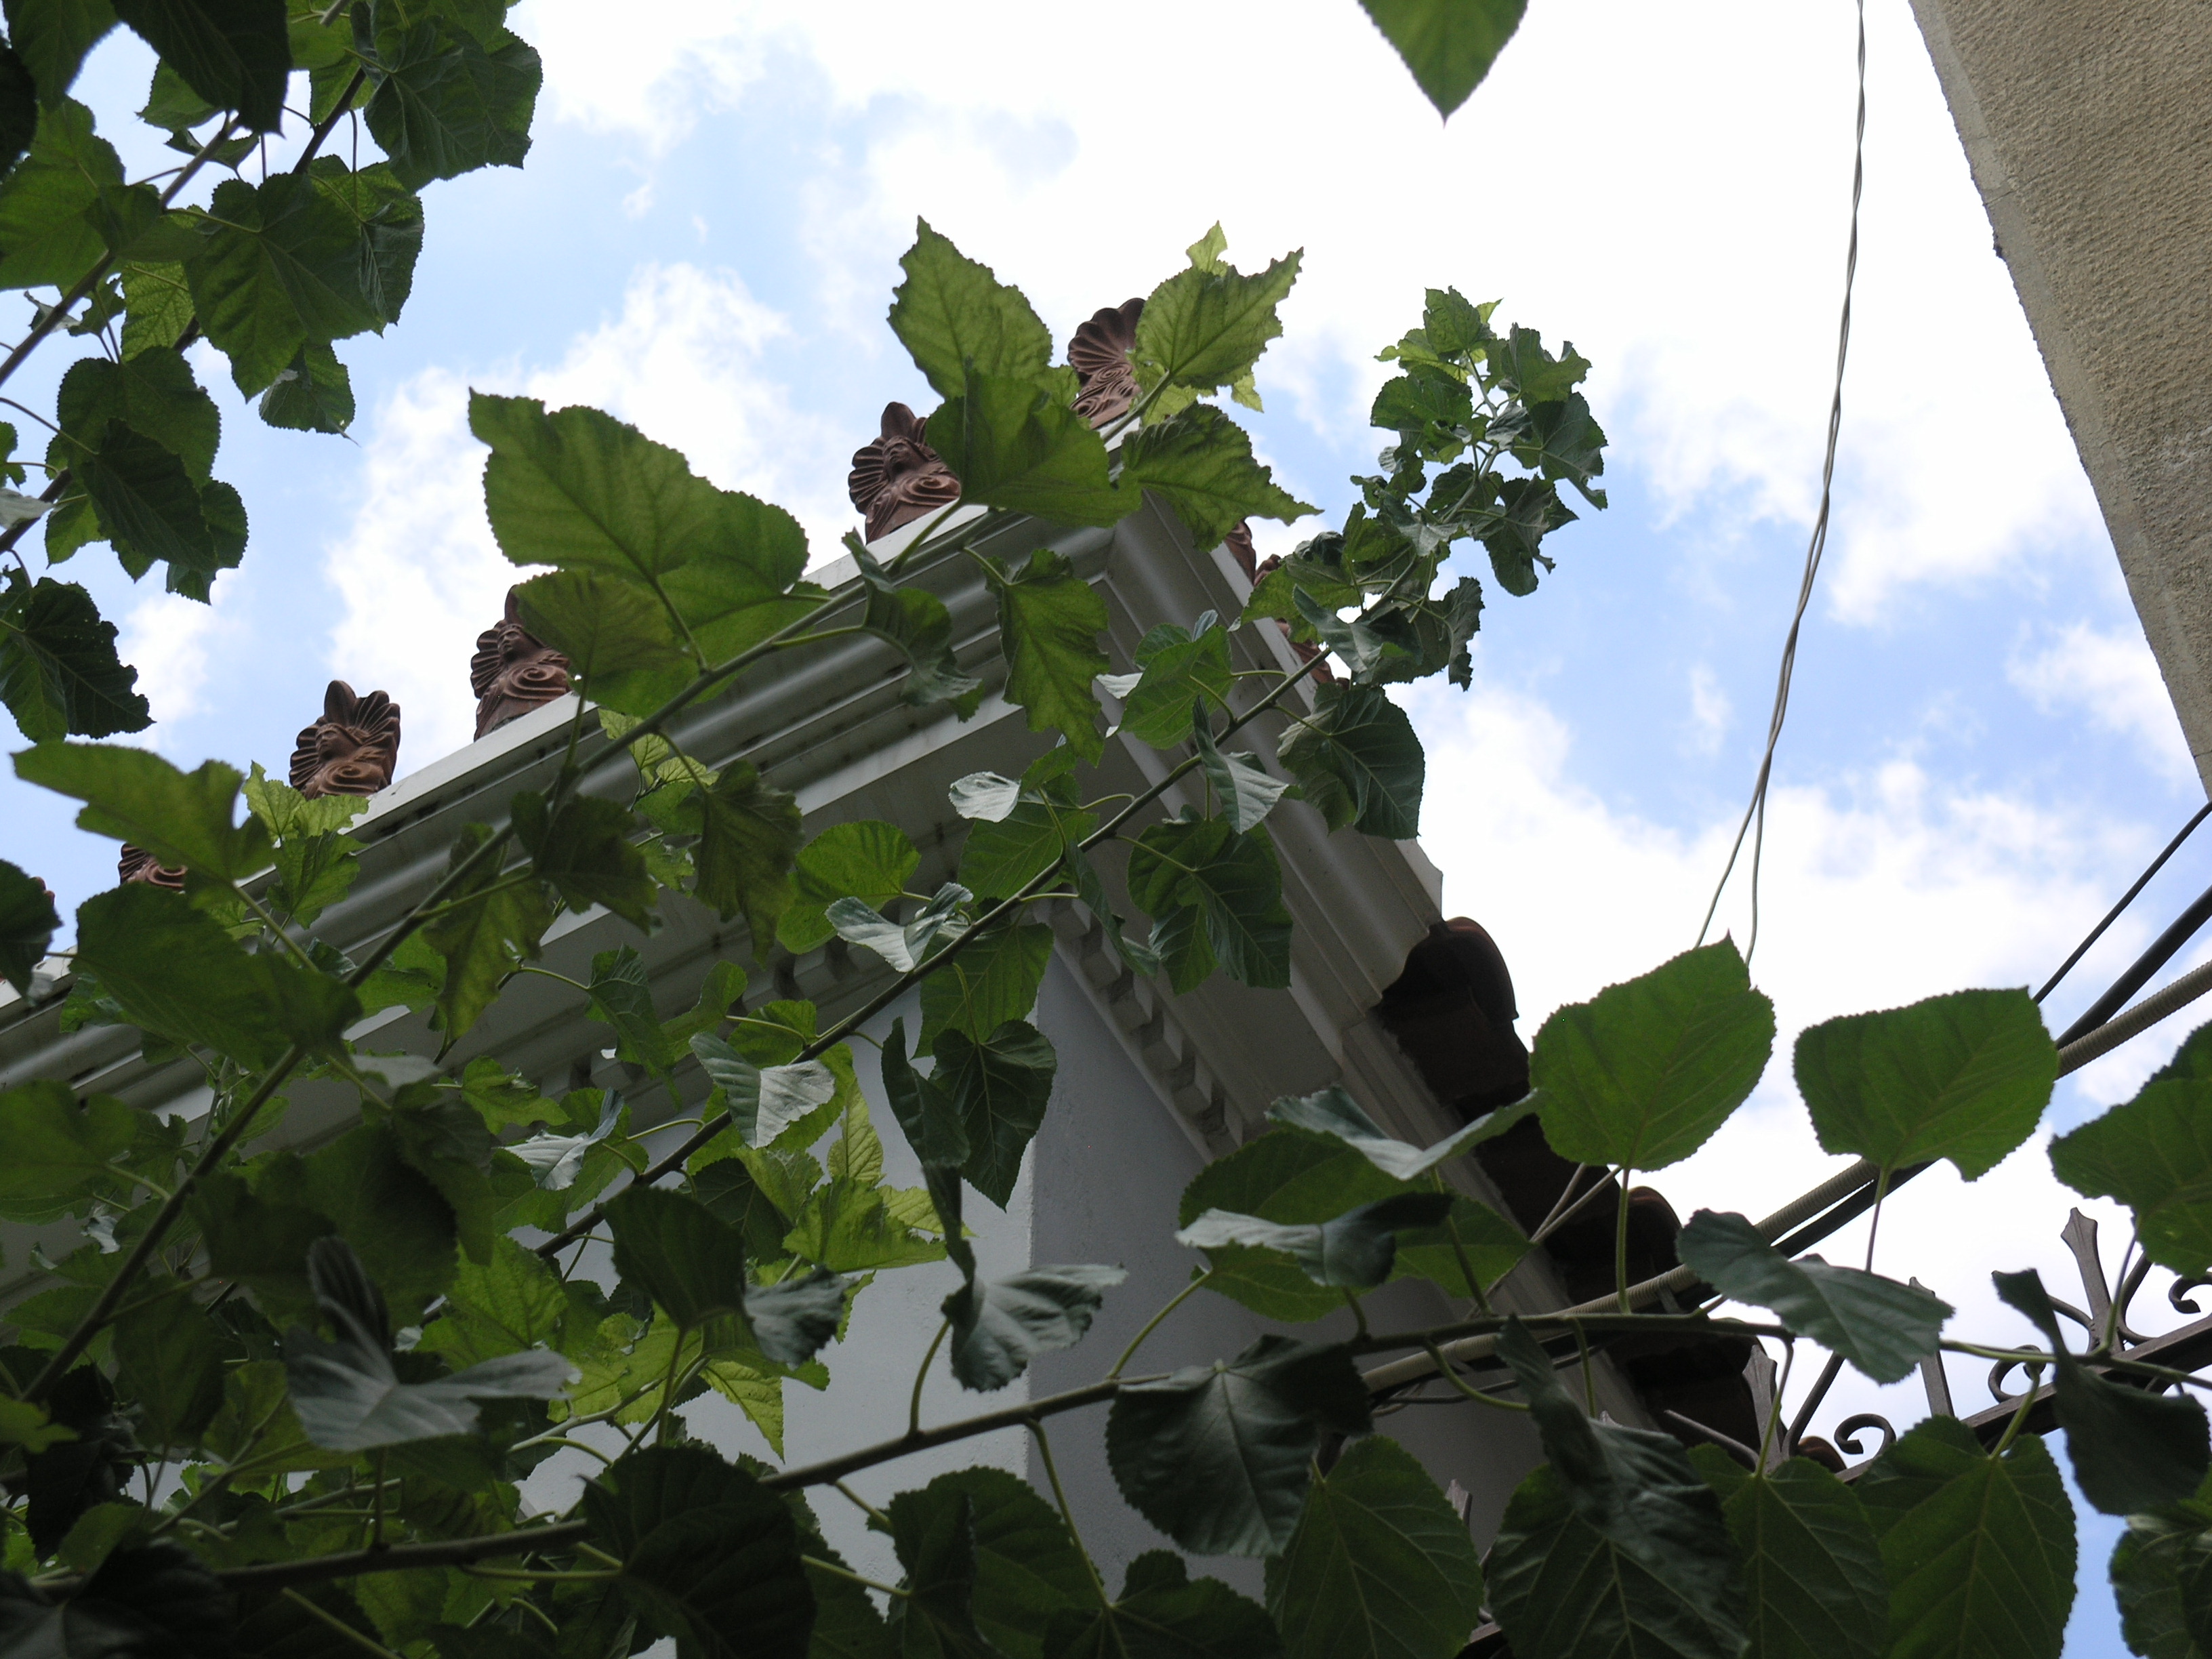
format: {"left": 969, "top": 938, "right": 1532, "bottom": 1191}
{"left": 1912, "top": 0, "right": 2212, "bottom": 791}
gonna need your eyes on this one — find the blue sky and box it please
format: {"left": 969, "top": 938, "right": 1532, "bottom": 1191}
{"left": 0, "top": 3, "right": 2197, "bottom": 1647}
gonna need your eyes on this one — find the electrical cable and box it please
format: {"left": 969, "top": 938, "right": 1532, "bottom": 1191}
{"left": 2056, "top": 890, "right": 2212, "bottom": 1048}
{"left": 2036, "top": 802, "right": 2210, "bottom": 1004}
{"left": 1696, "top": 0, "right": 1866, "bottom": 966}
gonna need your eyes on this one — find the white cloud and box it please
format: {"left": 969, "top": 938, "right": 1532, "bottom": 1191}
{"left": 2010, "top": 619, "right": 2198, "bottom": 786}
{"left": 516, "top": 0, "right": 2110, "bottom": 623}
{"left": 324, "top": 263, "right": 845, "bottom": 770}
{"left": 115, "top": 592, "right": 228, "bottom": 741}
{"left": 1686, "top": 664, "right": 1732, "bottom": 756}
{"left": 514, "top": 0, "right": 760, "bottom": 150}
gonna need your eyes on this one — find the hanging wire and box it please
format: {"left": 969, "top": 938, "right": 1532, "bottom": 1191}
{"left": 1696, "top": 0, "right": 1868, "bottom": 964}
{"left": 2034, "top": 801, "right": 2211, "bottom": 1003}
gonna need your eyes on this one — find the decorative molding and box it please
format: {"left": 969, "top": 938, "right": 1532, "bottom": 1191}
{"left": 1068, "top": 298, "right": 1143, "bottom": 427}
{"left": 472, "top": 589, "right": 572, "bottom": 739}
{"left": 848, "top": 402, "right": 961, "bottom": 543}
{"left": 117, "top": 846, "right": 185, "bottom": 890}
{"left": 290, "top": 680, "right": 401, "bottom": 799}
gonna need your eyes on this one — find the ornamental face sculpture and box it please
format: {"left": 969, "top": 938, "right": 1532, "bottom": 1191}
{"left": 1069, "top": 297, "right": 1143, "bottom": 427}
{"left": 290, "top": 680, "right": 401, "bottom": 800}
{"left": 847, "top": 402, "right": 962, "bottom": 543}
{"left": 472, "top": 589, "right": 572, "bottom": 739}
{"left": 117, "top": 846, "right": 185, "bottom": 891}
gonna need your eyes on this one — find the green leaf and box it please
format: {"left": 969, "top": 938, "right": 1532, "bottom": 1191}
{"left": 1357, "top": 0, "right": 1524, "bottom": 118}
{"left": 1191, "top": 710, "right": 1291, "bottom": 835}
{"left": 53, "top": 343, "right": 218, "bottom": 482}
{"left": 854, "top": 548, "right": 984, "bottom": 714}
{"left": 1689, "top": 1449, "right": 1887, "bottom": 1659}
{"left": 585, "top": 1446, "right": 815, "bottom": 1659}
{"left": 512, "top": 790, "right": 657, "bottom": 932}
{"left": 112, "top": 0, "right": 289, "bottom": 130}
{"left": 472, "top": 392, "right": 804, "bottom": 597}
{"left": 512, "top": 566, "right": 687, "bottom": 714}
{"left": 1275, "top": 682, "right": 1422, "bottom": 839}
{"left": 283, "top": 1237, "right": 571, "bottom": 1450}
{"left": 1530, "top": 939, "right": 1775, "bottom": 1172}
{"left": 363, "top": 14, "right": 539, "bottom": 188}
{"left": 1177, "top": 1192, "right": 1451, "bottom": 1290}
{"left": 1177, "top": 1126, "right": 1404, "bottom": 1319}
{"left": 1993, "top": 1267, "right": 2211, "bottom": 1515}
{"left": 0, "top": 858, "right": 58, "bottom": 994}
{"left": 935, "top": 1019, "right": 1055, "bottom": 1209}
{"left": 1675, "top": 1209, "right": 1950, "bottom": 1383}
{"left": 1105, "top": 1334, "right": 1370, "bottom": 1557}
{"left": 1797, "top": 987, "right": 2056, "bottom": 1180}
{"left": 416, "top": 1236, "right": 593, "bottom": 1370}
{"left": 1263, "top": 1435, "right": 1484, "bottom": 1659}
{"left": 1391, "top": 1195, "right": 1530, "bottom": 1301}
{"left": 74, "top": 884, "right": 357, "bottom": 1066}
{"left": 827, "top": 880, "right": 970, "bottom": 974}
{"left": 945, "top": 1261, "right": 1122, "bottom": 1393}
{"left": 689, "top": 1033, "right": 838, "bottom": 1149}
{"left": 2110, "top": 1484, "right": 2212, "bottom": 1659}
{"left": 691, "top": 758, "right": 802, "bottom": 951}
{"left": 13, "top": 741, "right": 268, "bottom": 877}
{"left": 1131, "top": 238, "right": 1301, "bottom": 408}
{"left": 0, "top": 573, "right": 150, "bottom": 741}
{"left": 2049, "top": 1058, "right": 2212, "bottom": 1273}
{"left": 607, "top": 1187, "right": 842, "bottom": 1366}
{"left": 257, "top": 340, "right": 354, "bottom": 432}
{"left": 992, "top": 546, "right": 1109, "bottom": 762}
{"left": 118, "top": 258, "right": 192, "bottom": 357}
{"left": 423, "top": 821, "right": 552, "bottom": 1043}
{"left": 928, "top": 374, "right": 1132, "bottom": 527}
{"left": 304, "top": 156, "right": 422, "bottom": 328}
{"left": 111, "top": 1279, "right": 224, "bottom": 1446}
{"left": 885, "top": 1486, "right": 996, "bottom": 1658}
{"left": 0, "top": 1080, "right": 135, "bottom": 1222}
{"left": 1265, "top": 1084, "right": 1527, "bottom": 1181}
{"left": 1854, "top": 1416, "right": 2074, "bottom": 1659}
{"left": 887, "top": 218, "right": 1052, "bottom": 401}
{"left": 1046, "top": 1552, "right": 1283, "bottom": 1659}
{"left": 956, "top": 779, "right": 1094, "bottom": 902}
{"left": 268, "top": 1124, "right": 459, "bottom": 1322}
{"left": 886, "top": 1467, "right": 1093, "bottom": 1659}
{"left": 1112, "top": 619, "right": 1232, "bottom": 750}
{"left": 1117, "top": 405, "right": 1314, "bottom": 549}
{"left": 1490, "top": 325, "right": 1591, "bottom": 404}
{"left": 779, "top": 819, "right": 920, "bottom": 954}
{"left": 4, "top": 0, "right": 115, "bottom": 106}
{"left": 0, "top": 98, "right": 118, "bottom": 289}
{"left": 192, "top": 1170, "right": 335, "bottom": 1305}
{"left": 1127, "top": 817, "right": 1293, "bottom": 992}
{"left": 1486, "top": 1322, "right": 1747, "bottom": 1659}
{"left": 184, "top": 170, "right": 386, "bottom": 394}
{"left": 243, "top": 762, "right": 366, "bottom": 924}
{"left": 782, "top": 1175, "right": 944, "bottom": 1273}
{"left": 882, "top": 1017, "right": 971, "bottom": 1172}
{"left": 74, "top": 419, "right": 242, "bottom": 589}
{"left": 919, "top": 920, "right": 1051, "bottom": 1054}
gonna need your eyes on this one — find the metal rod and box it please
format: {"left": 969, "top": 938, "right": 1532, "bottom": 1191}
{"left": 2036, "top": 802, "right": 2210, "bottom": 1002}
{"left": 2057, "top": 875, "right": 2212, "bottom": 1046}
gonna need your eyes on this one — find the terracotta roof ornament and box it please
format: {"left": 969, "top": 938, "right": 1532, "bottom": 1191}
{"left": 117, "top": 846, "right": 185, "bottom": 891}
{"left": 1068, "top": 298, "right": 1143, "bottom": 427}
{"left": 291, "top": 680, "right": 401, "bottom": 800}
{"left": 848, "top": 403, "right": 962, "bottom": 544}
{"left": 472, "top": 589, "right": 572, "bottom": 739}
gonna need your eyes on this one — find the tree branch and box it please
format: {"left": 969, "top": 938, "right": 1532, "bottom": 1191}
{"left": 213, "top": 1521, "right": 591, "bottom": 1591}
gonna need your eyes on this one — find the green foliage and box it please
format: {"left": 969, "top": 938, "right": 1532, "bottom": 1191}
{"left": 1488, "top": 1322, "right": 1746, "bottom": 1659}
{"left": 992, "top": 546, "right": 1111, "bottom": 760}
{"left": 1130, "top": 228, "right": 1302, "bottom": 414}
{"left": 1855, "top": 1416, "right": 2075, "bottom": 1659}
{"left": 1264, "top": 1435, "right": 1486, "bottom": 1659}
{"left": 2110, "top": 1477, "right": 2212, "bottom": 1659}
{"left": 1359, "top": 0, "right": 1527, "bottom": 119}
{"left": 0, "top": 855, "right": 60, "bottom": 994}
{"left": 1127, "top": 815, "right": 1293, "bottom": 991}
{"left": 112, "top": 0, "right": 289, "bottom": 131}
{"left": 888, "top": 218, "right": 1052, "bottom": 401}
{"left": 0, "top": 571, "right": 150, "bottom": 740}
{"left": 361, "top": 7, "right": 541, "bottom": 188}
{"left": 779, "top": 819, "right": 919, "bottom": 954}
{"left": 1675, "top": 1208, "right": 1949, "bottom": 1383}
{"left": 2050, "top": 1034, "right": 2212, "bottom": 1272}
{"left": 1531, "top": 939, "right": 1775, "bottom": 1173}
{"left": 0, "top": 1080, "right": 138, "bottom": 1221}
{"left": 1267, "top": 1083, "right": 1530, "bottom": 1181}
{"left": 1176, "top": 1192, "right": 1451, "bottom": 1290}
{"left": 1994, "top": 1267, "right": 2211, "bottom": 1515}
{"left": 14, "top": 741, "right": 268, "bottom": 878}
{"left": 1275, "top": 682, "right": 1424, "bottom": 839}
{"left": 1049, "top": 1551, "right": 1281, "bottom": 1658}
{"left": 1105, "top": 1335, "right": 1370, "bottom": 1557}
{"left": 1797, "top": 987, "right": 2057, "bottom": 1180}
{"left": 1105, "top": 617, "right": 1233, "bottom": 750}
{"left": 1118, "top": 403, "right": 1315, "bottom": 548}
{"left": 1690, "top": 1449, "right": 1887, "bottom": 1659}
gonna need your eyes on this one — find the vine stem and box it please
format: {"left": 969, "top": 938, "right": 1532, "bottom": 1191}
{"left": 1107, "top": 1273, "right": 1210, "bottom": 1380}
{"left": 1029, "top": 1419, "right": 1108, "bottom": 1603}
{"left": 1614, "top": 1168, "right": 1633, "bottom": 1314}
{"left": 908, "top": 1319, "right": 949, "bottom": 1435}
{"left": 282, "top": 1589, "right": 403, "bottom": 1659}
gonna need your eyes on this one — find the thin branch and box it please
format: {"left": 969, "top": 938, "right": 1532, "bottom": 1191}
{"left": 215, "top": 1522, "right": 592, "bottom": 1591}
